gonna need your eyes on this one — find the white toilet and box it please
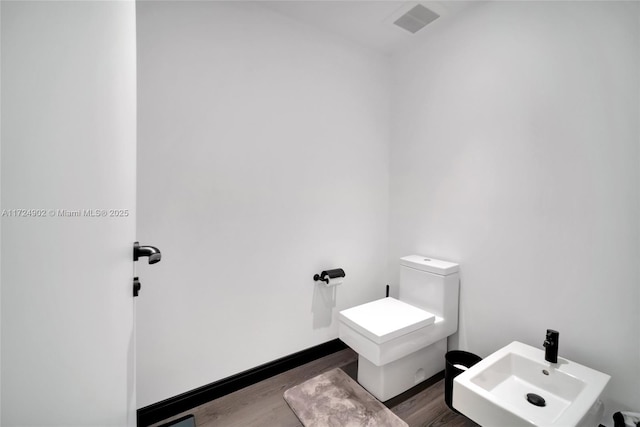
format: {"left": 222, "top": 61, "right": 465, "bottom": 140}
{"left": 338, "top": 255, "right": 459, "bottom": 401}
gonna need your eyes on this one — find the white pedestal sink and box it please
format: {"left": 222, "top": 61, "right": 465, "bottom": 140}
{"left": 453, "top": 341, "right": 610, "bottom": 427}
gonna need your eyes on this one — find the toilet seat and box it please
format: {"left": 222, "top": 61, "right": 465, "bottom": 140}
{"left": 339, "top": 297, "right": 436, "bottom": 344}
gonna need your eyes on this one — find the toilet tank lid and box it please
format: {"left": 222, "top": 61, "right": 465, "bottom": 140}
{"left": 400, "top": 255, "right": 459, "bottom": 275}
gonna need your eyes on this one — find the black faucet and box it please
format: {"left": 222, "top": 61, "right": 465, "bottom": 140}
{"left": 543, "top": 329, "right": 559, "bottom": 363}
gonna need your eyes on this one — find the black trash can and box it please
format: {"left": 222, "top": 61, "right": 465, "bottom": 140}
{"left": 445, "top": 350, "right": 482, "bottom": 413}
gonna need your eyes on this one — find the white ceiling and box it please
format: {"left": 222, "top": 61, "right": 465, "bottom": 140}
{"left": 259, "top": 1, "right": 478, "bottom": 55}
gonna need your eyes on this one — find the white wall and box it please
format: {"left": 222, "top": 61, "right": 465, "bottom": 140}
{"left": 136, "top": 2, "right": 389, "bottom": 407}
{"left": 390, "top": 1, "right": 639, "bottom": 423}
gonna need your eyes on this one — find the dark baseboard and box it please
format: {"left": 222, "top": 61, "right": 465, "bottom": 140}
{"left": 137, "top": 339, "right": 348, "bottom": 426}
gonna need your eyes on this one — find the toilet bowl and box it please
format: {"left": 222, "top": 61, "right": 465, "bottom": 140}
{"left": 338, "top": 255, "right": 459, "bottom": 401}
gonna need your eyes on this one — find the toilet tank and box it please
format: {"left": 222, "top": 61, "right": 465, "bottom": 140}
{"left": 399, "top": 255, "right": 459, "bottom": 321}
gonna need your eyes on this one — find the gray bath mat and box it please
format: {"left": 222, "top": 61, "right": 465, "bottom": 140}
{"left": 283, "top": 368, "right": 408, "bottom": 427}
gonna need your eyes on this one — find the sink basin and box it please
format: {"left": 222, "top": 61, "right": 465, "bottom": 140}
{"left": 453, "top": 341, "right": 610, "bottom": 426}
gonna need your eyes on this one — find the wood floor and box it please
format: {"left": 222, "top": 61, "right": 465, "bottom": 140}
{"left": 151, "top": 349, "right": 479, "bottom": 427}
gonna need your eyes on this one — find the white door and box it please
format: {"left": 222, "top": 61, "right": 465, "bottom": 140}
{"left": 1, "top": 1, "right": 137, "bottom": 425}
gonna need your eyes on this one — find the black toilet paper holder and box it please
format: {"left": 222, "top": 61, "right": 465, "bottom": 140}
{"left": 313, "top": 268, "right": 346, "bottom": 284}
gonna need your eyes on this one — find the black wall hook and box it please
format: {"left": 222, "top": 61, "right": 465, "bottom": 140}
{"left": 313, "top": 268, "right": 345, "bottom": 284}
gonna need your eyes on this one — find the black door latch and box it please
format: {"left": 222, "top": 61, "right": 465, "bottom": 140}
{"left": 133, "top": 277, "right": 141, "bottom": 297}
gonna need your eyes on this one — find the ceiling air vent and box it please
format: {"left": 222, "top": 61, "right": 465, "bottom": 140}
{"left": 393, "top": 4, "right": 440, "bottom": 34}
